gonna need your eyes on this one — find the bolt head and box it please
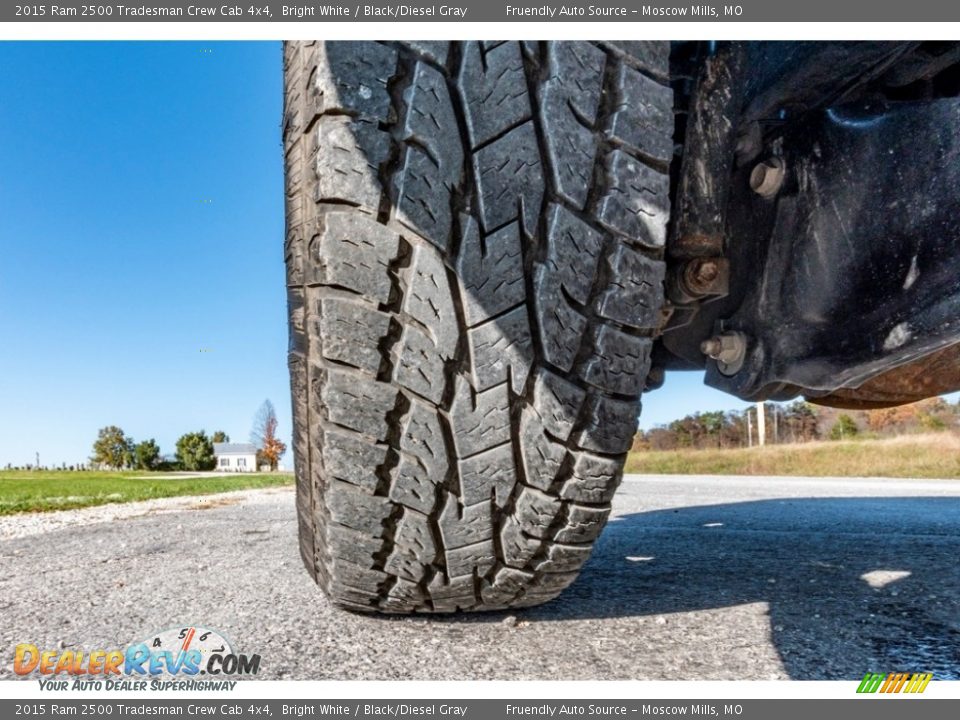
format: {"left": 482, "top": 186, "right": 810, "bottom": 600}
{"left": 696, "top": 260, "right": 719, "bottom": 283}
{"left": 701, "top": 337, "right": 723, "bottom": 358}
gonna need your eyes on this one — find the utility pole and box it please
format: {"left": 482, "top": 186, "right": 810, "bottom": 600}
{"left": 35, "top": 451, "right": 40, "bottom": 469}
{"left": 747, "top": 408, "right": 753, "bottom": 448}
{"left": 757, "top": 401, "right": 766, "bottom": 447}
{"left": 773, "top": 404, "right": 779, "bottom": 444}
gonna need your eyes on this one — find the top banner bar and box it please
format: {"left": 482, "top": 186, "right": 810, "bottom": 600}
{"left": 7, "top": 1, "right": 960, "bottom": 22}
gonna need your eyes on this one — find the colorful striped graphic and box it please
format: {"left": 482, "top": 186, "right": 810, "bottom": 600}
{"left": 857, "top": 672, "right": 933, "bottom": 694}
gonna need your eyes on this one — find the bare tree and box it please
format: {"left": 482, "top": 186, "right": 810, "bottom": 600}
{"left": 251, "top": 399, "right": 287, "bottom": 471}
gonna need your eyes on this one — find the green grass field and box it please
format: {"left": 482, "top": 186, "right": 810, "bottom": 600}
{"left": 0, "top": 471, "right": 294, "bottom": 515}
{"left": 626, "top": 433, "right": 960, "bottom": 479}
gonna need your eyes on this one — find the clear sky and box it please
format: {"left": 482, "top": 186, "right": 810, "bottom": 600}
{"left": 0, "top": 42, "right": 288, "bottom": 467}
{"left": 3, "top": 41, "right": 944, "bottom": 468}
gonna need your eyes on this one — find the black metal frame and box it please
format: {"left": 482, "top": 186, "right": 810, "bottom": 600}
{"left": 662, "top": 41, "right": 960, "bottom": 404}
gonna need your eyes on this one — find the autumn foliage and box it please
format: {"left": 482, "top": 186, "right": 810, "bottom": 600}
{"left": 251, "top": 399, "right": 287, "bottom": 471}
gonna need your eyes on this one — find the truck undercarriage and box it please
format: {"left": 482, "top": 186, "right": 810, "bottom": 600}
{"left": 660, "top": 41, "right": 960, "bottom": 409}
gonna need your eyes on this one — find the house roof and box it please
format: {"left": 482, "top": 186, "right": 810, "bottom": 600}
{"left": 213, "top": 443, "right": 257, "bottom": 455}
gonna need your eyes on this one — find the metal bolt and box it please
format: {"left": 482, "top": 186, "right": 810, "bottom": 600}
{"left": 701, "top": 337, "right": 723, "bottom": 357}
{"left": 680, "top": 257, "right": 729, "bottom": 299}
{"left": 701, "top": 331, "right": 749, "bottom": 376}
{"left": 695, "top": 260, "right": 719, "bottom": 283}
{"left": 750, "top": 158, "right": 785, "bottom": 198}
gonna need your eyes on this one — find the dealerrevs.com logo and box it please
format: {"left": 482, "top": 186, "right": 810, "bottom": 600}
{"left": 14, "top": 626, "right": 260, "bottom": 691}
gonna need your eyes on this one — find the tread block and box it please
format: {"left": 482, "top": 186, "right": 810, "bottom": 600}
{"left": 596, "top": 243, "right": 665, "bottom": 329}
{"left": 283, "top": 139, "right": 307, "bottom": 228}
{"left": 391, "top": 458, "right": 434, "bottom": 515}
{"left": 500, "top": 514, "right": 540, "bottom": 568}
{"left": 537, "top": 542, "right": 594, "bottom": 573}
{"left": 328, "top": 586, "right": 379, "bottom": 610}
{"left": 394, "top": 324, "right": 446, "bottom": 404}
{"left": 313, "top": 116, "right": 390, "bottom": 210}
{"left": 320, "top": 370, "right": 398, "bottom": 441}
{"left": 467, "top": 306, "right": 532, "bottom": 395}
{"left": 456, "top": 218, "right": 525, "bottom": 327}
{"left": 310, "top": 42, "right": 397, "bottom": 121}
{"left": 596, "top": 149, "right": 670, "bottom": 248}
{"left": 439, "top": 493, "right": 494, "bottom": 548}
{"left": 515, "top": 486, "right": 562, "bottom": 539}
{"left": 322, "top": 428, "right": 387, "bottom": 493}
{"left": 533, "top": 266, "right": 587, "bottom": 372}
{"left": 391, "top": 400, "right": 448, "bottom": 514}
{"left": 473, "top": 121, "right": 544, "bottom": 236}
{"left": 579, "top": 395, "right": 640, "bottom": 455}
{"left": 519, "top": 407, "right": 567, "bottom": 492}
{"left": 609, "top": 64, "right": 674, "bottom": 165}
{"left": 541, "top": 42, "right": 606, "bottom": 208}
{"left": 481, "top": 566, "right": 534, "bottom": 605}
{"left": 428, "top": 574, "right": 476, "bottom": 612}
{"left": 327, "top": 557, "right": 388, "bottom": 592}
{"left": 397, "top": 62, "right": 463, "bottom": 251}
{"left": 285, "top": 230, "right": 305, "bottom": 288}
{"left": 403, "top": 243, "right": 459, "bottom": 358}
{"left": 560, "top": 452, "right": 621, "bottom": 504}
{"left": 290, "top": 354, "right": 312, "bottom": 564}
{"left": 531, "top": 367, "right": 586, "bottom": 440}
{"left": 458, "top": 41, "right": 531, "bottom": 148}
{"left": 384, "top": 509, "right": 436, "bottom": 582}
{"left": 581, "top": 326, "right": 652, "bottom": 396}
{"left": 458, "top": 443, "right": 516, "bottom": 507}
{"left": 328, "top": 523, "right": 383, "bottom": 563}
{"left": 317, "top": 296, "right": 390, "bottom": 374}
{"left": 544, "top": 204, "right": 604, "bottom": 305}
{"left": 312, "top": 212, "right": 399, "bottom": 303}
{"left": 382, "top": 577, "right": 425, "bottom": 612}
{"left": 445, "top": 539, "right": 496, "bottom": 577}
{"left": 288, "top": 288, "right": 306, "bottom": 354}
{"left": 554, "top": 504, "right": 611, "bottom": 543}
{"left": 327, "top": 480, "right": 392, "bottom": 537}
{"left": 546, "top": 41, "right": 606, "bottom": 124}
{"left": 449, "top": 378, "right": 511, "bottom": 458}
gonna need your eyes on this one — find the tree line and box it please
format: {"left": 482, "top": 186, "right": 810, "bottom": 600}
{"left": 633, "top": 397, "right": 959, "bottom": 452}
{"left": 88, "top": 399, "right": 287, "bottom": 472}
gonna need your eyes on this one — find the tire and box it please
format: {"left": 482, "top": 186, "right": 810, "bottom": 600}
{"left": 283, "top": 41, "right": 673, "bottom": 613}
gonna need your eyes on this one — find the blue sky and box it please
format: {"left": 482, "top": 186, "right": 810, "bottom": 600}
{"left": 0, "top": 42, "right": 288, "bottom": 466}
{"left": 0, "top": 41, "right": 889, "bottom": 467}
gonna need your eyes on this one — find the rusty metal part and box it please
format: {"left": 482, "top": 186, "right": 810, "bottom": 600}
{"left": 683, "top": 257, "right": 730, "bottom": 296}
{"left": 668, "top": 256, "right": 731, "bottom": 305}
{"left": 671, "top": 43, "right": 747, "bottom": 260}
{"left": 809, "top": 343, "right": 960, "bottom": 409}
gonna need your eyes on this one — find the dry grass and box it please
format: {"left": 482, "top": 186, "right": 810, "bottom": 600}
{"left": 625, "top": 433, "right": 960, "bottom": 478}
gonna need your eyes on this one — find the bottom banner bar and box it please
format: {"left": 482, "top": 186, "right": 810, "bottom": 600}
{"left": 1, "top": 700, "right": 957, "bottom": 720}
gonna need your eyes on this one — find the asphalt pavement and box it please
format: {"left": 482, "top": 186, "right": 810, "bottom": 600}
{"left": 2, "top": 475, "right": 958, "bottom": 680}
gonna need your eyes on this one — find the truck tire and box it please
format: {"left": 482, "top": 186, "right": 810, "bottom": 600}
{"left": 283, "top": 41, "right": 672, "bottom": 612}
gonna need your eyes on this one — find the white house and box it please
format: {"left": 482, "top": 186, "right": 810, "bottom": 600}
{"left": 213, "top": 443, "right": 258, "bottom": 473}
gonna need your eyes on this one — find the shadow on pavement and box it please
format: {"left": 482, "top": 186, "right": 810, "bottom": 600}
{"left": 459, "top": 496, "right": 960, "bottom": 680}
